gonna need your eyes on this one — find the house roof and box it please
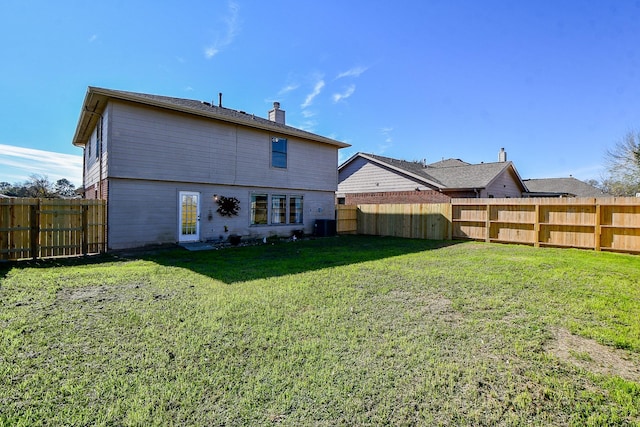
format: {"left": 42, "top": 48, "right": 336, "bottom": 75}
{"left": 345, "top": 153, "right": 445, "bottom": 188}
{"left": 340, "top": 152, "right": 526, "bottom": 191}
{"left": 426, "top": 161, "right": 522, "bottom": 190}
{"left": 72, "top": 87, "right": 350, "bottom": 149}
{"left": 426, "top": 158, "right": 470, "bottom": 168}
{"left": 523, "top": 177, "right": 607, "bottom": 197}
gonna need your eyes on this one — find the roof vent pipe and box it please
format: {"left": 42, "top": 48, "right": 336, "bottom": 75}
{"left": 218, "top": 93, "right": 222, "bottom": 107}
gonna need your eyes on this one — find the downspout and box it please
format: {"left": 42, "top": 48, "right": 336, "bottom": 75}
{"left": 82, "top": 107, "right": 107, "bottom": 251}
{"left": 474, "top": 188, "right": 480, "bottom": 198}
{"left": 81, "top": 146, "right": 87, "bottom": 199}
{"left": 98, "top": 115, "right": 103, "bottom": 200}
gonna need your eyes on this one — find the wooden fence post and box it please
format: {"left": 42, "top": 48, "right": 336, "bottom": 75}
{"left": 82, "top": 204, "right": 89, "bottom": 255}
{"left": 594, "top": 203, "right": 601, "bottom": 251}
{"left": 29, "top": 200, "right": 40, "bottom": 260}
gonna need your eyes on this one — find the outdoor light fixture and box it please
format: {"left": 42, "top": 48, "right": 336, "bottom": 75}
{"left": 213, "top": 194, "right": 219, "bottom": 201}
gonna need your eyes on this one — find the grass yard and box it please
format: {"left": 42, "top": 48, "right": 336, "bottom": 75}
{"left": 1, "top": 235, "right": 639, "bottom": 426}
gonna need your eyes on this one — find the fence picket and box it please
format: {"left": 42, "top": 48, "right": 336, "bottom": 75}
{"left": 0, "top": 198, "right": 106, "bottom": 260}
{"left": 336, "top": 198, "right": 640, "bottom": 254}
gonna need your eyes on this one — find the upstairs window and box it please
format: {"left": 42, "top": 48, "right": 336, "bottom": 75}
{"left": 96, "top": 117, "right": 103, "bottom": 158}
{"left": 271, "top": 137, "right": 287, "bottom": 168}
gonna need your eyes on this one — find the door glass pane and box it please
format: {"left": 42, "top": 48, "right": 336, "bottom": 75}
{"left": 181, "top": 195, "right": 198, "bottom": 235}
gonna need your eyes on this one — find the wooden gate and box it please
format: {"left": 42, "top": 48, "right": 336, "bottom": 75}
{"left": 0, "top": 198, "right": 106, "bottom": 260}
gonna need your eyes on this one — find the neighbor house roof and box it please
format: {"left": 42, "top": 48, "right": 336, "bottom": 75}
{"left": 341, "top": 152, "right": 526, "bottom": 191}
{"left": 426, "top": 158, "right": 470, "bottom": 168}
{"left": 523, "top": 177, "right": 608, "bottom": 197}
{"left": 425, "top": 161, "right": 523, "bottom": 190}
{"left": 72, "top": 87, "right": 350, "bottom": 149}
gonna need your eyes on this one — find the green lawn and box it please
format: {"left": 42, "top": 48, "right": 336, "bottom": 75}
{"left": 1, "top": 236, "right": 639, "bottom": 426}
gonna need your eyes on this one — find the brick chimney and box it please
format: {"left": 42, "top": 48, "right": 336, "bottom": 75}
{"left": 268, "top": 102, "right": 285, "bottom": 125}
{"left": 498, "top": 147, "right": 507, "bottom": 162}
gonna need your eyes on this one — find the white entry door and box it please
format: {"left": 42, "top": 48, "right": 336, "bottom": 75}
{"left": 179, "top": 191, "right": 200, "bottom": 242}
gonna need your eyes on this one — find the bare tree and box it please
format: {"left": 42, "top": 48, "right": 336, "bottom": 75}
{"left": 25, "top": 174, "right": 56, "bottom": 198}
{"left": 0, "top": 176, "right": 79, "bottom": 198}
{"left": 603, "top": 131, "right": 640, "bottom": 196}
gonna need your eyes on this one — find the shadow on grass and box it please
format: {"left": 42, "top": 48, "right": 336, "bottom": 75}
{"left": 0, "top": 236, "right": 461, "bottom": 284}
{"left": 143, "top": 235, "right": 461, "bottom": 284}
{"left": 0, "top": 252, "right": 123, "bottom": 280}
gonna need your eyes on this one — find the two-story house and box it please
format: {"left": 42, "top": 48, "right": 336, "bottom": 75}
{"left": 72, "top": 87, "right": 349, "bottom": 250}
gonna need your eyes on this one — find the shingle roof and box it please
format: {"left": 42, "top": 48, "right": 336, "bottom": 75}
{"left": 426, "top": 161, "right": 515, "bottom": 189}
{"left": 359, "top": 153, "right": 518, "bottom": 190}
{"left": 73, "top": 87, "right": 349, "bottom": 148}
{"left": 523, "top": 177, "right": 607, "bottom": 197}
{"left": 362, "top": 153, "right": 444, "bottom": 186}
{"left": 426, "top": 158, "right": 470, "bottom": 168}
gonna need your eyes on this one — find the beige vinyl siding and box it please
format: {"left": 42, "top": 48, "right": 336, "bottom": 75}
{"left": 235, "top": 127, "right": 338, "bottom": 191}
{"left": 108, "top": 102, "right": 338, "bottom": 192}
{"left": 83, "top": 107, "right": 109, "bottom": 193}
{"left": 107, "top": 178, "right": 336, "bottom": 249}
{"left": 338, "top": 157, "right": 431, "bottom": 196}
{"left": 484, "top": 169, "right": 524, "bottom": 198}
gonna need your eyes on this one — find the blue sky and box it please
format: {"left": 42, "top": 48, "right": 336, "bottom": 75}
{"left": 1, "top": 0, "right": 639, "bottom": 187}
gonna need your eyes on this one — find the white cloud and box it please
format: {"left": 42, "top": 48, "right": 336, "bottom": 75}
{"left": 377, "top": 127, "right": 393, "bottom": 153}
{"left": 336, "top": 66, "right": 368, "bottom": 79}
{"left": 0, "top": 144, "right": 83, "bottom": 186}
{"left": 301, "top": 79, "right": 325, "bottom": 108}
{"left": 204, "top": 1, "right": 240, "bottom": 59}
{"left": 204, "top": 47, "right": 219, "bottom": 59}
{"left": 278, "top": 83, "right": 299, "bottom": 95}
{"left": 297, "top": 119, "right": 318, "bottom": 132}
{"left": 332, "top": 84, "right": 356, "bottom": 103}
{"left": 88, "top": 34, "right": 98, "bottom": 43}
{"left": 301, "top": 110, "right": 316, "bottom": 118}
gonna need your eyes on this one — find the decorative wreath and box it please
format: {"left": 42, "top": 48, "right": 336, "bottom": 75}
{"left": 216, "top": 196, "right": 240, "bottom": 217}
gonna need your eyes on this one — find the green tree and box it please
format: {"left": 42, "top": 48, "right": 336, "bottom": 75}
{"left": 55, "top": 178, "right": 77, "bottom": 198}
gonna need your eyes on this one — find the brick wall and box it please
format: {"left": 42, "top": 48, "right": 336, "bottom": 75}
{"left": 83, "top": 180, "right": 108, "bottom": 201}
{"left": 344, "top": 190, "right": 451, "bottom": 205}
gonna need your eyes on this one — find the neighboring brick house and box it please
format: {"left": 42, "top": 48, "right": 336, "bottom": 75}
{"left": 72, "top": 87, "right": 349, "bottom": 250}
{"left": 337, "top": 149, "right": 527, "bottom": 204}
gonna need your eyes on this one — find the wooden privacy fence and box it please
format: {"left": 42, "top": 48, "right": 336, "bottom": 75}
{"left": 0, "top": 198, "right": 106, "bottom": 261}
{"left": 452, "top": 197, "right": 640, "bottom": 253}
{"left": 337, "top": 203, "right": 452, "bottom": 240}
{"left": 337, "top": 197, "right": 640, "bottom": 254}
